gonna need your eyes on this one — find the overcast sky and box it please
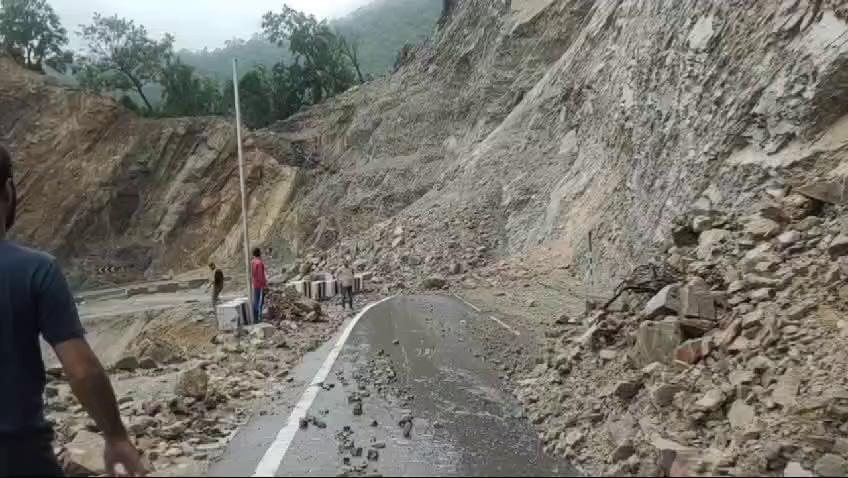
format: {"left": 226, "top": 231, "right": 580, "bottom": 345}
{"left": 50, "top": 0, "right": 373, "bottom": 51}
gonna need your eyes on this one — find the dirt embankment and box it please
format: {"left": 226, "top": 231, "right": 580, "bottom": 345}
{"left": 0, "top": 56, "right": 301, "bottom": 289}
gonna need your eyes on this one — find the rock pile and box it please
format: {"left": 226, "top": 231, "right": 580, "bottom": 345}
{"left": 46, "top": 299, "right": 351, "bottom": 476}
{"left": 54, "top": 360, "right": 251, "bottom": 476}
{"left": 519, "top": 183, "right": 848, "bottom": 476}
{"left": 284, "top": 206, "right": 503, "bottom": 299}
{"left": 265, "top": 287, "right": 324, "bottom": 323}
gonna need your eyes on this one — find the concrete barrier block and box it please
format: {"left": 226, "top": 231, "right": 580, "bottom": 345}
{"left": 126, "top": 286, "right": 147, "bottom": 297}
{"left": 156, "top": 282, "right": 180, "bottom": 293}
{"left": 217, "top": 299, "right": 249, "bottom": 332}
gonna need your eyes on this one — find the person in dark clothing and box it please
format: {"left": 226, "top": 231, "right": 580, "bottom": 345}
{"left": 208, "top": 262, "right": 225, "bottom": 308}
{"left": 251, "top": 248, "right": 267, "bottom": 323}
{"left": 0, "top": 145, "right": 146, "bottom": 476}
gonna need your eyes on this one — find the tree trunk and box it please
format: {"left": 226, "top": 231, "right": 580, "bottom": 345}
{"left": 352, "top": 60, "right": 364, "bottom": 83}
{"left": 120, "top": 69, "right": 154, "bottom": 112}
{"left": 130, "top": 76, "right": 154, "bottom": 113}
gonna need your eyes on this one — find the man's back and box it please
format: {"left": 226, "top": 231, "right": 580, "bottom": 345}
{"left": 338, "top": 267, "right": 355, "bottom": 288}
{"left": 252, "top": 258, "right": 267, "bottom": 289}
{"left": 0, "top": 241, "right": 83, "bottom": 434}
{"left": 214, "top": 269, "right": 225, "bottom": 290}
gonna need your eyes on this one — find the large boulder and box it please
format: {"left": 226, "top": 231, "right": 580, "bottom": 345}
{"left": 697, "top": 229, "right": 730, "bottom": 260}
{"left": 782, "top": 192, "right": 821, "bottom": 220}
{"left": 112, "top": 355, "right": 139, "bottom": 371}
{"left": 295, "top": 297, "right": 322, "bottom": 315}
{"left": 679, "top": 278, "right": 716, "bottom": 320}
{"left": 421, "top": 276, "right": 447, "bottom": 290}
{"left": 672, "top": 224, "right": 698, "bottom": 247}
{"left": 63, "top": 430, "right": 105, "bottom": 476}
{"left": 631, "top": 320, "right": 682, "bottom": 367}
{"left": 728, "top": 400, "right": 755, "bottom": 430}
{"left": 772, "top": 368, "right": 801, "bottom": 408}
{"left": 797, "top": 180, "right": 848, "bottom": 205}
{"left": 741, "top": 244, "right": 780, "bottom": 273}
{"left": 815, "top": 454, "right": 848, "bottom": 477}
{"left": 745, "top": 217, "right": 782, "bottom": 240}
{"left": 138, "top": 357, "right": 158, "bottom": 369}
{"left": 132, "top": 338, "right": 184, "bottom": 365}
{"left": 249, "top": 323, "right": 277, "bottom": 340}
{"left": 829, "top": 235, "right": 848, "bottom": 258}
{"left": 675, "top": 337, "right": 711, "bottom": 364}
{"left": 694, "top": 388, "right": 726, "bottom": 412}
{"left": 643, "top": 285, "right": 681, "bottom": 319}
{"left": 174, "top": 367, "right": 209, "bottom": 399}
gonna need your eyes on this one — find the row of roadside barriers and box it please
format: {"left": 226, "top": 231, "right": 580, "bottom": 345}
{"left": 217, "top": 273, "right": 370, "bottom": 332}
{"left": 285, "top": 273, "right": 369, "bottom": 301}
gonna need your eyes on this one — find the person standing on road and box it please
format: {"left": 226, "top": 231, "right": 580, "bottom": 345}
{"left": 0, "top": 145, "right": 146, "bottom": 476}
{"left": 251, "top": 248, "right": 268, "bottom": 323}
{"left": 337, "top": 261, "right": 356, "bottom": 310}
{"left": 208, "top": 262, "right": 225, "bottom": 309}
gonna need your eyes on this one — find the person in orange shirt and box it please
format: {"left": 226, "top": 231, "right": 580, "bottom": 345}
{"left": 251, "top": 248, "right": 268, "bottom": 323}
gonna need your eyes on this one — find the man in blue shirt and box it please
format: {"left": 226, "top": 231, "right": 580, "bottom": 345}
{"left": 0, "top": 145, "right": 146, "bottom": 476}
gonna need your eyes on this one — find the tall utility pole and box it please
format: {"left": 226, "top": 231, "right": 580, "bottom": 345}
{"left": 233, "top": 58, "right": 253, "bottom": 325}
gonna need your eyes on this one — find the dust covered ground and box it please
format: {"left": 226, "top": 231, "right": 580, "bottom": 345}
{"left": 43, "top": 288, "right": 375, "bottom": 477}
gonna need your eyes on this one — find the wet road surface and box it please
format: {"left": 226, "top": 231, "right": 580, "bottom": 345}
{"left": 211, "top": 295, "right": 576, "bottom": 477}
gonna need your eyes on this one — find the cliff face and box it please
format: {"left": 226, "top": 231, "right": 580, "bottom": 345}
{"left": 5, "top": 0, "right": 848, "bottom": 290}
{"left": 272, "top": 0, "right": 848, "bottom": 290}
{"left": 0, "top": 57, "right": 300, "bottom": 287}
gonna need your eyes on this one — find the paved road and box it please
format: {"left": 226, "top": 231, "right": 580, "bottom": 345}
{"left": 211, "top": 295, "right": 576, "bottom": 477}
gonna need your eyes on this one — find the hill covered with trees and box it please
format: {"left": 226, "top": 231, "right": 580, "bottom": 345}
{"left": 178, "top": 0, "right": 440, "bottom": 84}
{"left": 1, "top": 0, "right": 441, "bottom": 128}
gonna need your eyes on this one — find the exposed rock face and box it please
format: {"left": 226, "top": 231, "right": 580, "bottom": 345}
{"left": 5, "top": 1, "right": 848, "bottom": 293}
{"left": 0, "top": 57, "right": 300, "bottom": 287}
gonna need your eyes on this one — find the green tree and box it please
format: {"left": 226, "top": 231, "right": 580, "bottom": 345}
{"left": 339, "top": 35, "right": 364, "bottom": 84}
{"left": 160, "top": 59, "right": 222, "bottom": 117}
{"left": 0, "top": 0, "right": 68, "bottom": 72}
{"left": 269, "top": 61, "right": 307, "bottom": 120}
{"left": 77, "top": 13, "right": 174, "bottom": 113}
{"left": 262, "top": 4, "right": 355, "bottom": 103}
{"left": 235, "top": 68, "right": 273, "bottom": 129}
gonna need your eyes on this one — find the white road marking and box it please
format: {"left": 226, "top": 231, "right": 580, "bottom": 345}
{"left": 452, "top": 293, "right": 520, "bottom": 337}
{"left": 488, "top": 315, "right": 521, "bottom": 337}
{"left": 251, "top": 296, "right": 396, "bottom": 477}
{"left": 451, "top": 293, "right": 481, "bottom": 313}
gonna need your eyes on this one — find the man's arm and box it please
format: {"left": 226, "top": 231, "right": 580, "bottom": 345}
{"left": 38, "top": 261, "right": 146, "bottom": 476}
{"left": 53, "top": 340, "right": 126, "bottom": 439}
{"left": 54, "top": 341, "right": 146, "bottom": 475}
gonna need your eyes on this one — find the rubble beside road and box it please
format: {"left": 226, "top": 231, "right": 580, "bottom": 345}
{"left": 517, "top": 184, "right": 848, "bottom": 477}
{"left": 44, "top": 296, "right": 355, "bottom": 477}
{"left": 265, "top": 287, "right": 325, "bottom": 323}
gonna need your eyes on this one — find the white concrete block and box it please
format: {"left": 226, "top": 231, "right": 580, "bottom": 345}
{"left": 217, "top": 298, "right": 249, "bottom": 332}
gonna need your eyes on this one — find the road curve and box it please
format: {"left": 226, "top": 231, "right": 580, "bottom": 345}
{"left": 211, "top": 295, "right": 576, "bottom": 477}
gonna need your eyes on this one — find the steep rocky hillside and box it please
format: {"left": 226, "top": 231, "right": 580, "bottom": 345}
{"left": 5, "top": 0, "right": 848, "bottom": 295}
{"left": 0, "top": 58, "right": 301, "bottom": 287}
{"left": 257, "top": 0, "right": 848, "bottom": 296}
